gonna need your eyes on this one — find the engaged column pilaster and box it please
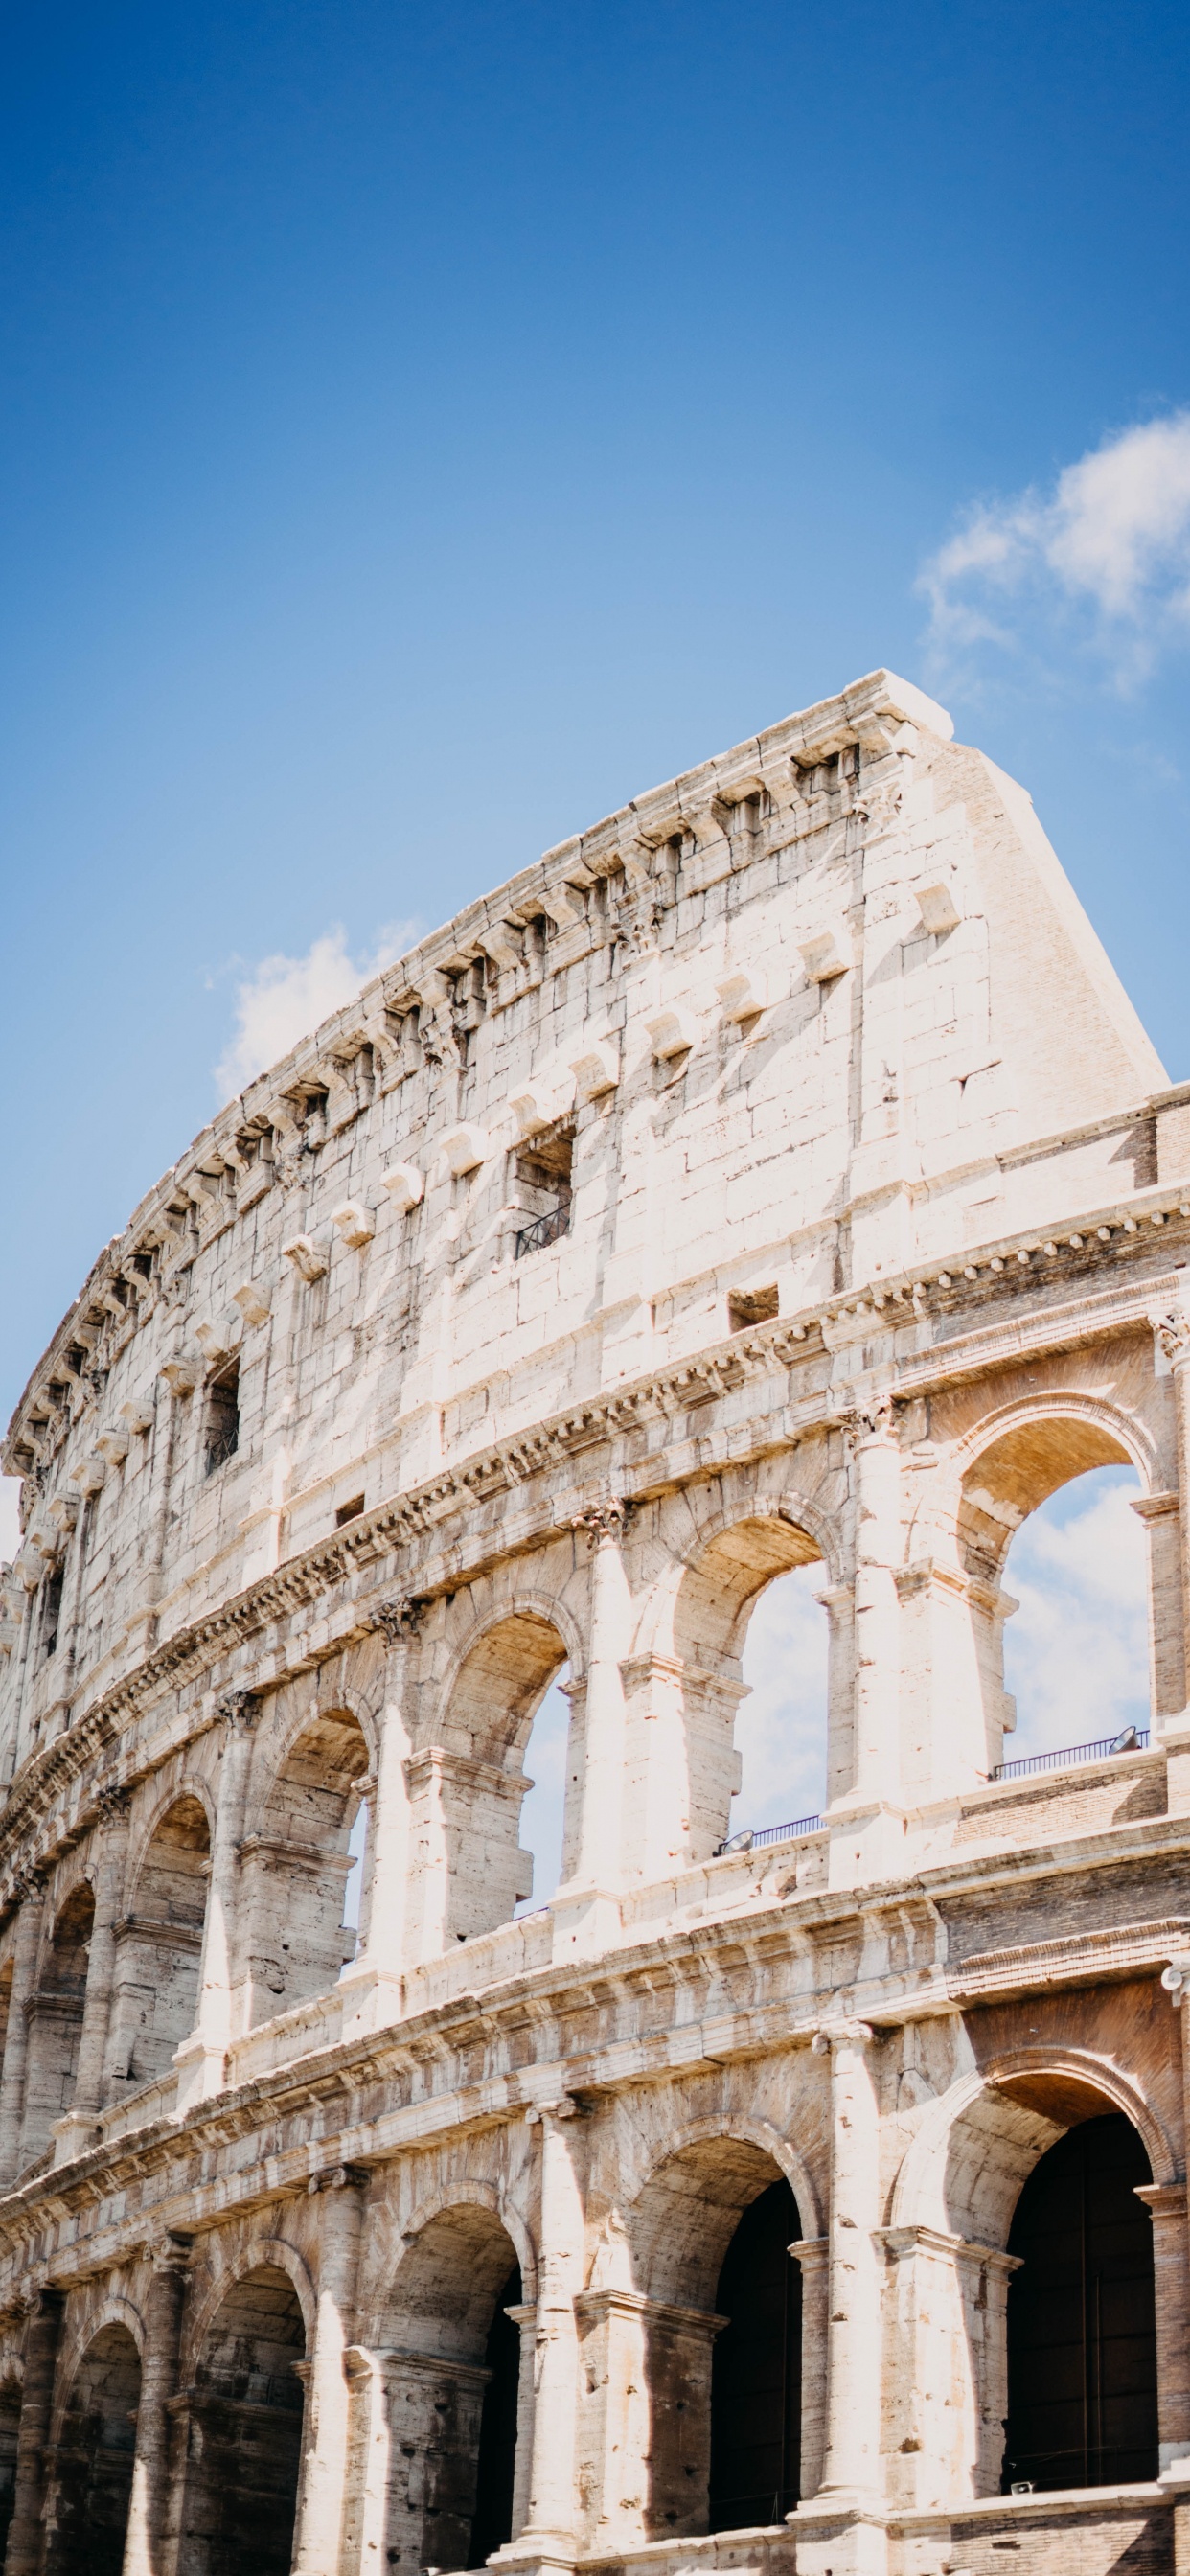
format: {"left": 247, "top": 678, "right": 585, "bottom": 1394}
{"left": 174, "top": 1689, "right": 259, "bottom": 2109}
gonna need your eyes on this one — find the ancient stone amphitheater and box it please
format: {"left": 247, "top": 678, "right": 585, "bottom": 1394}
{"left": 3, "top": 667, "right": 1190, "bottom": 2576}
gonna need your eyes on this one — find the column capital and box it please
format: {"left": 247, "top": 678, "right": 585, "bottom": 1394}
{"left": 150, "top": 2229, "right": 195, "bottom": 2276}
{"left": 215, "top": 1686, "right": 260, "bottom": 1730}
{"left": 1154, "top": 1307, "right": 1190, "bottom": 1368}
{"left": 841, "top": 1391, "right": 904, "bottom": 1446}
{"left": 526, "top": 2092, "right": 583, "bottom": 2128}
{"left": 306, "top": 2161, "right": 371, "bottom": 2195}
{"left": 572, "top": 1496, "right": 632, "bottom": 1545}
{"left": 95, "top": 1782, "right": 132, "bottom": 1827}
{"left": 367, "top": 1594, "right": 428, "bottom": 1644}
{"left": 1161, "top": 1956, "right": 1190, "bottom": 2005}
{"left": 812, "top": 2018, "right": 875, "bottom": 2053}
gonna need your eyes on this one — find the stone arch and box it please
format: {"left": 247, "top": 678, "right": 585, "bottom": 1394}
{"left": 601, "top": 2125, "right": 810, "bottom": 2543}
{"left": 406, "top": 1605, "right": 573, "bottom": 1954}
{"left": 19, "top": 1879, "right": 95, "bottom": 2164}
{"left": 375, "top": 2178, "right": 538, "bottom": 2326}
{"left": 948, "top": 1393, "right": 1156, "bottom": 1588}
{"left": 106, "top": 1791, "right": 213, "bottom": 2093}
{"left": 612, "top": 2113, "right": 823, "bottom": 2267}
{"left": 43, "top": 2316, "right": 142, "bottom": 2576}
{"left": 631, "top": 1494, "right": 840, "bottom": 1869}
{"left": 240, "top": 1700, "right": 371, "bottom": 2026}
{"left": 51, "top": 2294, "right": 145, "bottom": 2432}
{"left": 178, "top": 2251, "right": 309, "bottom": 2576}
{"left": 901, "top": 1392, "right": 1159, "bottom": 1793}
{"left": 891, "top": 2050, "right": 1175, "bottom": 2245}
{"left": 183, "top": 2233, "right": 316, "bottom": 2372}
{"left": 887, "top": 2052, "right": 1171, "bottom": 2501}
{"left": 377, "top": 2197, "right": 528, "bottom": 2573}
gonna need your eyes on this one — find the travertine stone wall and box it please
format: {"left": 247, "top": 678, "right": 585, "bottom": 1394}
{"left": 1, "top": 671, "right": 1189, "bottom": 2573}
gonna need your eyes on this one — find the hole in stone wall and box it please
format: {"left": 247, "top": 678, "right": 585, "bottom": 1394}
{"left": 335, "top": 1494, "right": 365, "bottom": 1527}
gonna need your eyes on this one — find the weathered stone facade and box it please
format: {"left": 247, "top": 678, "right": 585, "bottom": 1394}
{"left": 2, "top": 666, "right": 1190, "bottom": 2572}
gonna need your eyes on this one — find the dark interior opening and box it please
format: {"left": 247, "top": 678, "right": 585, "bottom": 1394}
{"left": 710, "top": 2176, "right": 802, "bottom": 2529}
{"left": 205, "top": 1361, "right": 240, "bottom": 1476}
{"left": 469, "top": 2262, "right": 522, "bottom": 2565}
{"left": 1004, "top": 2111, "right": 1158, "bottom": 2491}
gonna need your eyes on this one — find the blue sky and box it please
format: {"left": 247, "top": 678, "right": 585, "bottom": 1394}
{"left": 5, "top": 0, "right": 1190, "bottom": 1647}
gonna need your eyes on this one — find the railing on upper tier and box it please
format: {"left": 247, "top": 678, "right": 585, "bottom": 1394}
{"left": 990, "top": 1725, "right": 1150, "bottom": 1782}
{"left": 713, "top": 1815, "right": 822, "bottom": 1857}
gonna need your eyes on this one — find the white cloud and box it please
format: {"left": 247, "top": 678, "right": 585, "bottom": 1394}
{"left": 214, "top": 918, "right": 423, "bottom": 1103}
{"left": 920, "top": 412, "right": 1190, "bottom": 682}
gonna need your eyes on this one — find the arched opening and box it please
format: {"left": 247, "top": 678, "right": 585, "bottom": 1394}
{"left": 669, "top": 1516, "right": 827, "bottom": 1865}
{"left": 1004, "top": 2112, "right": 1157, "bottom": 2491}
{"left": 107, "top": 1794, "right": 212, "bottom": 2093}
{"left": 515, "top": 1665, "right": 572, "bottom": 1914}
{"left": 242, "top": 1711, "right": 369, "bottom": 2024}
{"left": 733, "top": 1572, "right": 829, "bottom": 1843}
{"left": 44, "top": 2322, "right": 141, "bottom": 2576}
{"left": 179, "top": 2265, "right": 306, "bottom": 2576}
{"left": 407, "top": 1615, "right": 568, "bottom": 1954}
{"left": 1000, "top": 1466, "right": 1148, "bottom": 1766}
{"left": 378, "top": 2205, "right": 524, "bottom": 2570}
{"left": 620, "top": 2135, "right": 801, "bottom": 2539}
{"left": 952, "top": 1414, "right": 1151, "bottom": 1783}
{"left": 0, "top": 2377, "right": 21, "bottom": 2563}
{"left": 710, "top": 2177, "right": 802, "bottom": 2529}
{"left": 20, "top": 1882, "right": 95, "bottom": 2164}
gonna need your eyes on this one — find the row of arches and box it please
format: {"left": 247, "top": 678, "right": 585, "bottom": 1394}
{"left": 4, "top": 2101, "right": 1158, "bottom": 2572}
{"left": 0, "top": 1389, "right": 1168, "bottom": 2171}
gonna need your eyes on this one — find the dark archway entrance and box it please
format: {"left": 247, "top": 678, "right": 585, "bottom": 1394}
{"left": 44, "top": 2323, "right": 142, "bottom": 2576}
{"left": 468, "top": 2262, "right": 522, "bottom": 2565}
{"left": 178, "top": 2265, "right": 306, "bottom": 2576}
{"left": 709, "top": 2176, "right": 802, "bottom": 2529}
{"left": 1004, "top": 2112, "right": 1158, "bottom": 2491}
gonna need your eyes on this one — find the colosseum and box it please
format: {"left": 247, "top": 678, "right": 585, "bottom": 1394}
{"left": 3, "top": 665, "right": 1190, "bottom": 2576}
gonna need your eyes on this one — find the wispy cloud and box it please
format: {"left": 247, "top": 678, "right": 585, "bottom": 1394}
{"left": 1003, "top": 1471, "right": 1149, "bottom": 1753}
{"left": 920, "top": 412, "right": 1190, "bottom": 687}
{"left": 214, "top": 918, "right": 422, "bottom": 1102}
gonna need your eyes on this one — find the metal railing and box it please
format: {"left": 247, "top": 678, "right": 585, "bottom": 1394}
{"left": 990, "top": 1725, "right": 1150, "bottom": 1783}
{"left": 514, "top": 1201, "right": 572, "bottom": 1259}
{"left": 713, "top": 1814, "right": 822, "bottom": 1857}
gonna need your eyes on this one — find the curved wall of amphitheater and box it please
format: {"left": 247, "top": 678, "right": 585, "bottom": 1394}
{"left": 3, "top": 666, "right": 1190, "bottom": 2574}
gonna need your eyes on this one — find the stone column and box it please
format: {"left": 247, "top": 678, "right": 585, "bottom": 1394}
{"left": 291, "top": 2165, "right": 368, "bottom": 2576}
{"left": 174, "top": 1690, "right": 259, "bottom": 2110}
{"left": 0, "top": 1875, "right": 45, "bottom": 2188}
{"left": 6, "top": 2287, "right": 64, "bottom": 2576}
{"left": 1156, "top": 1311, "right": 1190, "bottom": 1703}
{"left": 811, "top": 2020, "right": 882, "bottom": 2505}
{"left": 67, "top": 1786, "right": 132, "bottom": 2125}
{"left": 829, "top": 1407, "right": 904, "bottom": 1888}
{"left": 504, "top": 2301, "right": 538, "bottom": 2542}
{"left": 1138, "top": 2177, "right": 1190, "bottom": 2472}
{"left": 340, "top": 1601, "right": 422, "bottom": 2028}
{"left": 360, "top": 1606, "right": 419, "bottom": 1969}
{"left": 122, "top": 2232, "right": 193, "bottom": 2576}
{"left": 789, "top": 2237, "right": 829, "bottom": 2501}
{"left": 507, "top": 2098, "right": 584, "bottom": 2563}
{"left": 553, "top": 1508, "right": 630, "bottom": 1958}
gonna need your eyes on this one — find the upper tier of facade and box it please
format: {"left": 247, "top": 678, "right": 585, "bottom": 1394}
{"left": 1, "top": 666, "right": 1178, "bottom": 1792}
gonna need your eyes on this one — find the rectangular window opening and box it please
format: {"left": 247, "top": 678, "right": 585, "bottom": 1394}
{"left": 336, "top": 1495, "right": 365, "bottom": 1528}
{"left": 728, "top": 1286, "right": 779, "bottom": 1332}
{"left": 204, "top": 1360, "right": 240, "bottom": 1476}
{"left": 514, "top": 1124, "right": 574, "bottom": 1259}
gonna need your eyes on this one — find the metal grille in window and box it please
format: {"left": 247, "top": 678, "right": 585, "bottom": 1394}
{"left": 515, "top": 1200, "right": 572, "bottom": 1258}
